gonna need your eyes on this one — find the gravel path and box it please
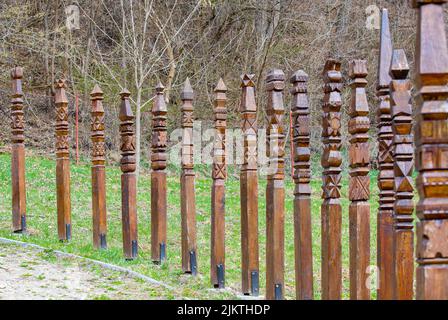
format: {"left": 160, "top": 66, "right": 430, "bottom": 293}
{"left": 0, "top": 242, "right": 179, "bottom": 300}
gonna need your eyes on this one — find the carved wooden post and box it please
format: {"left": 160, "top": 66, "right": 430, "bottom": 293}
{"left": 211, "top": 78, "right": 227, "bottom": 288}
{"left": 290, "top": 70, "right": 313, "bottom": 300}
{"left": 413, "top": 0, "right": 448, "bottom": 300}
{"left": 376, "top": 8, "right": 395, "bottom": 300}
{"left": 55, "top": 79, "right": 71, "bottom": 241}
{"left": 119, "top": 89, "right": 138, "bottom": 260}
{"left": 180, "top": 78, "right": 197, "bottom": 274}
{"left": 390, "top": 49, "right": 414, "bottom": 300}
{"left": 348, "top": 60, "right": 371, "bottom": 300}
{"left": 240, "top": 74, "right": 259, "bottom": 296}
{"left": 321, "top": 59, "right": 342, "bottom": 300}
{"left": 11, "top": 67, "right": 26, "bottom": 233}
{"left": 265, "top": 69, "right": 286, "bottom": 300}
{"left": 90, "top": 84, "right": 107, "bottom": 249}
{"left": 151, "top": 82, "right": 168, "bottom": 263}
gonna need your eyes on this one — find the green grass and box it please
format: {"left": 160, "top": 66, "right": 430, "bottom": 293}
{"left": 0, "top": 152, "right": 381, "bottom": 299}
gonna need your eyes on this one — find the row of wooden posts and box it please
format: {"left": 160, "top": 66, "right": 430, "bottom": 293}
{"left": 6, "top": 2, "right": 448, "bottom": 300}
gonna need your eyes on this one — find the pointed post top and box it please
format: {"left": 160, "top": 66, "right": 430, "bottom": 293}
{"left": 155, "top": 81, "right": 165, "bottom": 93}
{"left": 54, "top": 79, "right": 68, "bottom": 104}
{"left": 378, "top": 8, "right": 393, "bottom": 88}
{"left": 153, "top": 82, "right": 167, "bottom": 113}
{"left": 240, "top": 74, "right": 256, "bottom": 112}
{"left": 119, "top": 88, "right": 133, "bottom": 120}
{"left": 240, "top": 74, "right": 255, "bottom": 87}
{"left": 290, "top": 70, "right": 308, "bottom": 83}
{"left": 11, "top": 67, "right": 23, "bottom": 80}
{"left": 90, "top": 84, "right": 104, "bottom": 100}
{"left": 181, "top": 78, "right": 194, "bottom": 101}
{"left": 119, "top": 88, "right": 131, "bottom": 98}
{"left": 390, "top": 49, "right": 409, "bottom": 79}
{"left": 214, "top": 78, "right": 227, "bottom": 93}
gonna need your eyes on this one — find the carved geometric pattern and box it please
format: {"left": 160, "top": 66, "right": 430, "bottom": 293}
{"left": 349, "top": 175, "right": 370, "bottom": 201}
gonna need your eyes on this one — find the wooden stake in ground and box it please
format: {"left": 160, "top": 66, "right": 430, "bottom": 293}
{"left": 290, "top": 70, "right": 313, "bottom": 300}
{"left": 211, "top": 78, "right": 227, "bottom": 288}
{"left": 180, "top": 78, "right": 197, "bottom": 275}
{"left": 119, "top": 89, "right": 138, "bottom": 260}
{"left": 90, "top": 84, "right": 107, "bottom": 249}
{"left": 11, "top": 67, "right": 26, "bottom": 233}
{"left": 413, "top": 0, "right": 448, "bottom": 300}
{"left": 151, "top": 82, "right": 168, "bottom": 263}
{"left": 389, "top": 49, "right": 414, "bottom": 300}
{"left": 376, "top": 8, "right": 395, "bottom": 301}
{"left": 321, "top": 59, "right": 343, "bottom": 300}
{"left": 55, "top": 79, "right": 72, "bottom": 241}
{"left": 348, "top": 59, "right": 371, "bottom": 300}
{"left": 240, "top": 73, "right": 259, "bottom": 296}
{"left": 265, "top": 69, "right": 286, "bottom": 300}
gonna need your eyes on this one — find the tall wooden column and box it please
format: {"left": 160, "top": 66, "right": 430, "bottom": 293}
{"left": 290, "top": 70, "right": 313, "bottom": 300}
{"left": 180, "top": 78, "right": 197, "bottom": 274}
{"left": 11, "top": 67, "right": 26, "bottom": 233}
{"left": 413, "top": 0, "right": 448, "bottom": 300}
{"left": 240, "top": 74, "right": 259, "bottom": 296}
{"left": 265, "top": 69, "right": 286, "bottom": 300}
{"left": 55, "top": 79, "right": 72, "bottom": 241}
{"left": 348, "top": 60, "right": 371, "bottom": 300}
{"left": 376, "top": 8, "right": 395, "bottom": 300}
{"left": 390, "top": 49, "right": 414, "bottom": 300}
{"left": 151, "top": 82, "right": 168, "bottom": 264}
{"left": 211, "top": 78, "right": 227, "bottom": 288}
{"left": 321, "top": 59, "right": 342, "bottom": 300}
{"left": 119, "top": 89, "right": 138, "bottom": 260}
{"left": 90, "top": 84, "right": 107, "bottom": 249}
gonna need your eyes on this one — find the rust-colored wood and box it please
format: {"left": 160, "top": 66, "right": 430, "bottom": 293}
{"left": 239, "top": 74, "right": 259, "bottom": 296}
{"left": 55, "top": 79, "right": 71, "bottom": 241}
{"left": 321, "top": 59, "right": 342, "bottom": 300}
{"left": 390, "top": 49, "right": 414, "bottom": 300}
{"left": 413, "top": 0, "right": 448, "bottom": 300}
{"left": 11, "top": 67, "right": 26, "bottom": 233}
{"left": 290, "top": 70, "right": 313, "bottom": 300}
{"left": 211, "top": 78, "right": 227, "bottom": 288}
{"left": 376, "top": 8, "right": 395, "bottom": 300}
{"left": 90, "top": 84, "right": 107, "bottom": 249}
{"left": 265, "top": 69, "right": 286, "bottom": 300}
{"left": 180, "top": 78, "right": 197, "bottom": 274}
{"left": 151, "top": 82, "right": 168, "bottom": 263}
{"left": 119, "top": 89, "right": 138, "bottom": 260}
{"left": 348, "top": 60, "right": 371, "bottom": 300}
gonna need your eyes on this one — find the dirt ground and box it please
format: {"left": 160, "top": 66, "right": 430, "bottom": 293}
{"left": 0, "top": 242, "right": 179, "bottom": 300}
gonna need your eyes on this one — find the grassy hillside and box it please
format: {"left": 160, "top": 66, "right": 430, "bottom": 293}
{"left": 0, "top": 152, "right": 381, "bottom": 299}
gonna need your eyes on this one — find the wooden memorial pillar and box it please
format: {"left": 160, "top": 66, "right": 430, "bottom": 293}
{"left": 376, "top": 8, "right": 395, "bottom": 300}
{"left": 348, "top": 60, "right": 371, "bottom": 300}
{"left": 180, "top": 78, "right": 198, "bottom": 274}
{"left": 151, "top": 82, "right": 168, "bottom": 264}
{"left": 240, "top": 74, "right": 259, "bottom": 296}
{"left": 290, "top": 70, "right": 313, "bottom": 300}
{"left": 321, "top": 59, "right": 343, "bottom": 300}
{"left": 55, "top": 79, "right": 72, "bottom": 241}
{"left": 90, "top": 84, "right": 107, "bottom": 249}
{"left": 265, "top": 69, "right": 286, "bottom": 300}
{"left": 413, "top": 0, "right": 448, "bottom": 300}
{"left": 211, "top": 78, "right": 227, "bottom": 288}
{"left": 119, "top": 89, "right": 138, "bottom": 260}
{"left": 11, "top": 67, "right": 26, "bottom": 233}
{"left": 390, "top": 49, "right": 414, "bottom": 300}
